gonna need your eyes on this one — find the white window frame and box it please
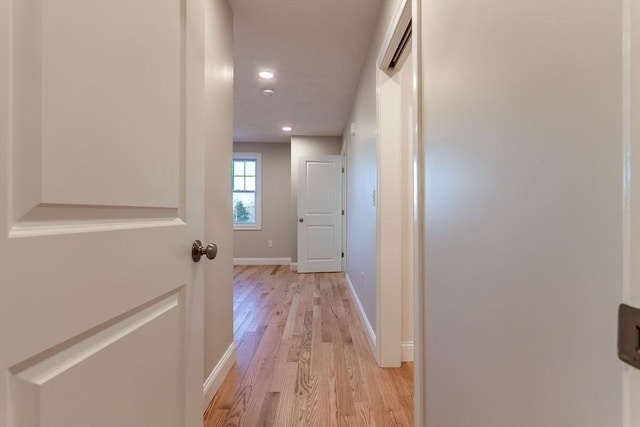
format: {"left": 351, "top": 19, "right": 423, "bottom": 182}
{"left": 232, "top": 152, "right": 262, "bottom": 230}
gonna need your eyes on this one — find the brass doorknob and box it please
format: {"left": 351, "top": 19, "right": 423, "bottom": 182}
{"left": 192, "top": 240, "right": 217, "bottom": 262}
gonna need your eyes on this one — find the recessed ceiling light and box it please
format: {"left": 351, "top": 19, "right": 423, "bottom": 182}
{"left": 262, "top": 88, "right": 275, "bottom": 96}
{"left": 259, "top": 71, "right": 274, "bottom": 79}
{"left": 282, "top": 126, "right": 292, "bottom": 132}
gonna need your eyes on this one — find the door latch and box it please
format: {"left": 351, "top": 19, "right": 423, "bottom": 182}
{"left": 618, "top": 304, "right": 640, "bottom": 369}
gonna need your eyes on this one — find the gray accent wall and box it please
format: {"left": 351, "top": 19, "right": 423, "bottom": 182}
{"left": 204, "top": 0, "right": 234, "bottom": 386}
{"left": 290, "top": 136, "right": 343, "bottom": 263}
{"left": 233, "top": 142, "right": 293, "bottom": 259}
{"left": 343, "top": 0, "right": 400, "bottom": 334}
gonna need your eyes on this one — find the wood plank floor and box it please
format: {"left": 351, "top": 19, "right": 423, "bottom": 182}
{"left": 204, "top": 265, "right": 414, "bottom": 427}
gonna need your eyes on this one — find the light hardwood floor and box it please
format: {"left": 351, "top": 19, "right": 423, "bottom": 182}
{"left": 203, "top": 265, "right": 414, "bottom": 426}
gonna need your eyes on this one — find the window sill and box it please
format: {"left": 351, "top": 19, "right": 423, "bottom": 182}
{"left": 233, "top": 224, "right": 262, "bottom": 231}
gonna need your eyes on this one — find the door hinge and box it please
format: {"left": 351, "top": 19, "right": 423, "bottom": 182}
{"left": 341, "top": 209, "right": 344, "bottom": 215}
{"left": 342, "top": 167, "right": 345, "bottom": 173}
{"left": 341, "top": 252, "right": 344, "bottom": 258}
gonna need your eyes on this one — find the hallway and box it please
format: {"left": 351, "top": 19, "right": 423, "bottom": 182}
{"left": 204, "top": 266, "right": 414, "bottom": 426}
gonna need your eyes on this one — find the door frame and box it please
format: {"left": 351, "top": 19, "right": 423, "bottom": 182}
{"left": 375, "top": 0, "right": 426, "bottom": 422}
{"left": 375, "top": 0, "right": 426, "bottom": 420}
{"left": 411, "top": 0, "right": 425, "bottom": 424}
{"left": 341, "top": 145, "right": 347, "bottom": 273}
{"left": 375, "top": 0, "right": 425, "bottom": 422}
{"left": 374, "top": 0, "right": 420, "bottom": 374}
{"left": 623, "top": 0, "right": 640, "bottom": 424}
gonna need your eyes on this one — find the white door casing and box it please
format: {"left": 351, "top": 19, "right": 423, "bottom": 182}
{"left": 410, "top": 0, "right": 425, "bottom": 423}
{"left": 376, "top": 0, "right": 413, "bottom": 368}
{"left": 297, "top": 155, "right": 343, "bottom": 273}
{"left": 0, "top": 1, "right": 207, "bottom": 426}
{"left": 623, "top": 0, "right": 640, "bottom": 424}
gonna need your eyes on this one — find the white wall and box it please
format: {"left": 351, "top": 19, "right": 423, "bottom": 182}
{"left": 290, "top": 136, "right": 343, "bottom": 263}
{"left": 203, "top": 0, "right": 234, "bottom": 401}
{"left": 420, "top": 1, "right": 623, "bottom": 425}
{"left": 343, "top": 0, "right": 400, "bottom": 334}
{"left": 233, "top": 142, "right": 292, "bottom": 260}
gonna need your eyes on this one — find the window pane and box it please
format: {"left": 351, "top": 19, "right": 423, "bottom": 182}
{"left": 233, "top": 161, "right": 245, "bottom": 176}
{"left": 245, "top": 161, "right": 256, "bottom": 176}
{"left": 245, "top": 177, "right": 255, "bottom": 191}
{"left": 232, "top": 154, "right": 260, "bottom": 228}
{"left": 233, "top": 192, "right": 256, "bottom": 223}
{"left": 233, "top": 177, "right": 245, "bottom": 191}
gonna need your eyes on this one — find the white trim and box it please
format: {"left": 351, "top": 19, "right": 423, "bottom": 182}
{"left": 345, "top": 274, "right": 376, "bottom": 353}
{"left": 623, "top": 1, "right": 640, "bottom": 426}
{"left": 290, "top": 262, "right": 297, "bottom": 272}
{"left": 203, "top": 342, "right": 236, "bottom": 412}
{"left": 233, "top": 257, "right": 291, "bottom": 266}
{"left": 233, "top": 152, "right": 262, "bottom": 230}
{"left": 341, "top": 158, "right": 347, "bottom": 273}
{"left": 412, "top": 0, "right": 426, "bottom": 425}
{"left": 233, "top": 224, "right": 262, "bottom": 231}
{"left": 378, "top": 0, "right": 411, "bottom": 70}
{"left": 375, "top": 0, "right": 411, "bottom": 368}
{"left": 623, "top": 1, "right": 632, "bottom": 425}
{"left": 401, "top": 341, "right": 414, "bottom": 362}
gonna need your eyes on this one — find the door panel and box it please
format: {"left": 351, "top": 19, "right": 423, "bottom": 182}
{"left": 13, "top": 0, "right": 182, "bottom": 217}
{"left": 0, "top": 1, "right": 205, "bottom": 425}
{"left": 38, "top": 0, "right": 181, "bottom": 207}
{"left": 306, "top": 226, "right": 335, "bottom": 259}
{"left": 297, "top": 156, "right": 342, "bottom": 273}
{"left": 12, "top": 291, "right": 182, "bottom": 427}
{"left": 306, "top": 163, "right": 336, "bottom": 213}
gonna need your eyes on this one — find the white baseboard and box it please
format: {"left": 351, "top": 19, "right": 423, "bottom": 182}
{"left": 345, "top": 273, "right": 376, "bottom": 353}
{"left": 203, "top": 342, "right": 236, "bottom": 412}
{"left": 290, "top": 262, "right": 297, "bottom": 271}
{"left": 401, "top": 341, "right": 414, "bottom": 362}
{"left": 233, "top": 257, "right": 291, "bottom": 265}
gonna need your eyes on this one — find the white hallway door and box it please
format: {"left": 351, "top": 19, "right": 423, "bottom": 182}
{"left": 297, "top": 156, "right": 343, "bottom": 273}
{"left": 0, "top": 1, "right": 210, "bottom": 426}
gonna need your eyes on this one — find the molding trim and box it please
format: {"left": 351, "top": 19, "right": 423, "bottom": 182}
{"left": 345, "top": 274, "right": 376, "bottom": 353}
{"left": 290, "top": 262, "right": 298, "bottom": 272}
{"left": 378, "top": 0, "right": 411, "bottom": 70}
{"left": 203, "top": 342, "right": 236, "bottom": 412}
{"left": 233, "top": 257, "right": 291, "bottom": 266}
{"left": 622, "top": 2, "right": 640, "bottom": 425}
{"left": 401, "top": 341, "right": 414, "bottom": 362}
{"left": 411, "top": 0, "right": 426, "bottom": 425}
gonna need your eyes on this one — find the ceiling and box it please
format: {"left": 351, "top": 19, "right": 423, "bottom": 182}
{"left": 229, "top": 0, "right": 382, "bottom": 143}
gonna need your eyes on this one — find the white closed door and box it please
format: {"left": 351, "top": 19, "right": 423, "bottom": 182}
{"left": 297, "top": 156, "right": 343, "bottom": 273}
{"left": 0, "top": 1, "right": 209, "bottom": 426}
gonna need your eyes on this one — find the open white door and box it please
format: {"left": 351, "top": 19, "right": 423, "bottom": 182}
{"left": 0, "top": 1, "right": 209, "bottom": 426}
{"left": 297, "top": 155, "right": 343, "bottom": 273}
{"left": 419, "top": 0, "right": 629, "bottom": 426}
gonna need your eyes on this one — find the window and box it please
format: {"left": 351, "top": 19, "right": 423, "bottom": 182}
{"left": 232, "top": 153, "right": 261, "bottom": 230}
